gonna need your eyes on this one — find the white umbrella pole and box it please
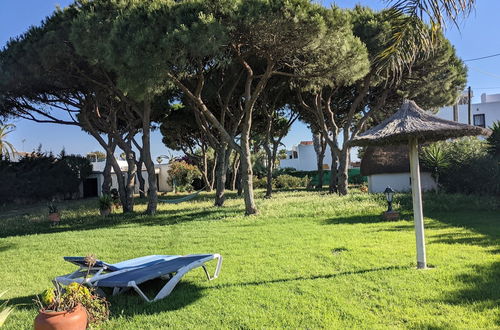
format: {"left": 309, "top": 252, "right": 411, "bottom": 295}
{"left": 408, "top": 138, "right": 427, "bottom": 269}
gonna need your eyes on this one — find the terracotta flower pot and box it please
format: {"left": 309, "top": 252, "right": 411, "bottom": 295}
{"left": 34, "top": 304, "right": 87, "bottom": 330}
{"left": 48, "top": 213, "right": 60, "bottom": 223}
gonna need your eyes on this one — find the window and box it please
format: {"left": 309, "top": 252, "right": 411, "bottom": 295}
{"left": 473, "top": 114, "right": 486, "bottom": 128}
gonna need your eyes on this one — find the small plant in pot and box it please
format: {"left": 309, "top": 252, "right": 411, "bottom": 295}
{"left": 34, "top": 255, "right": 109, "bottom": 329}
{"left": 47, "top": 202, "right": 60, "bottom": 224}
{"left": 110, "top": 188, "right": 121, "bottom": 209}
{"left": 99, "top": 194, "right": 114, "bottom": 216}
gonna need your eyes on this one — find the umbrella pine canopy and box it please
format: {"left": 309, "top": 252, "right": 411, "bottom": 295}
{"left": 351, "top": 100, "right": 491, "bottom": 269}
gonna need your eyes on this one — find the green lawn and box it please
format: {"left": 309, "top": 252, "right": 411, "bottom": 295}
{"left": 0, "top": 190, "right": 498, "bottom": 329}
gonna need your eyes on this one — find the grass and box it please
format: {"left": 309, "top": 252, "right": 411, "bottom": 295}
{"left": 0, "top": 189, "right": 498, "bottom": 329}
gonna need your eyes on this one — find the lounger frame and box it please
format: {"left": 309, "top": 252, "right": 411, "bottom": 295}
{"left": 122, "top": 254, "right": 223, "bottom": 302}
{"left": 55, "top": 254, "right": 222, "bottom": 302}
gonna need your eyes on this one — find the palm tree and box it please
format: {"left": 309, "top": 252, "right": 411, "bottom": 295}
{"left": 0, "top": 124, "right": 16, "bottom": 160}
{"left": 381, "top": 0, "right": 475, "bottom": 76}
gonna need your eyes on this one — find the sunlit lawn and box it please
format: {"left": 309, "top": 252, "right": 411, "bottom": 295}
{"left": 0, "top": 189, "right": 498, "bottom": 329}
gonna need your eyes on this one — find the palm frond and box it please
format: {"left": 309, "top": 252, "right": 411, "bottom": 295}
{"left": 380, "top": 0, "right": 475, "bottom": 80}
{"left": 0, "top": 290, "right": 14, "bottom": 328}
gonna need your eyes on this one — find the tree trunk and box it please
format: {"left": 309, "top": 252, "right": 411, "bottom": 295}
{"left": 210, "top": 153, "right": 217, "bottom": 191}
{"left": 141, "top": 102, "right": 158, "bottom": 215}
{"left": 337, "top": 148, "right": 350, "bottom": 195}
{"left": 102, "top": 139, "right": 115, "bottom": 195}
{"left": 328, "top": 144, "right": 338, "bottom": 194}
{"left": 240, "top": 118, "right": 257, "bottom": 215}
{"left": 108, "top": 154, "right": 131, "bottom": 212}
{"left": 315, "top": 145, "right": 326, "bottom": 190}
{"left": 214, "top": 145, "right": 228, "bottom": 206}
{"left": 88, "top": 132, "right": 130, "bottom": 212}
{"left": 200, "top": 149, "right": 212, "bottom": 192}
{"left": 231, "top": 156, "right": 240, "bottom": 191}
{"left": 114, "top": 137, "right": 138, "bottom": 212}
{"left": 236, "top": 165, "right": 243, "bottom": 196}
{"left": 123, "top": 150, "right": 137, "bottom": 212}
{"left": 136, "top": 156, "right": 145, "bottom": 198}
{"left": 263, "top": 144, "right": 273, "bottom": 198}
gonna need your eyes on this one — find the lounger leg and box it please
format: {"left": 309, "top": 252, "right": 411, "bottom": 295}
{"left": 152, "top": 268, "right": 189, "bottom": 302}
{"left": 130, "top": 283, "right": 152, "bottom": 303}
{"left": 201, "top": 255, "right": 223, "bottom": 281}
{"left": 152, "top": 255, "right": 223, "bottom": 302}
{"left": 203, "top": 254, "right": 223, "bottom": 280}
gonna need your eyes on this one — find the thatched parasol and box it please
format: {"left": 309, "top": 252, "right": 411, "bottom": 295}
{"left": 350, "top": 100, "right": 491, "bottom": 269}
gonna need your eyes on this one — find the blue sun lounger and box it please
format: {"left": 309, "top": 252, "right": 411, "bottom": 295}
{"left": 55, "top": 254, "right": 222, "bottom": 302}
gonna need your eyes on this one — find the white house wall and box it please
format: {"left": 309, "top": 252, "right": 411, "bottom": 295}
{"left": 368, "top": 172, "right": 437, "bottom": 193}
{"left": 436, "top": 100, "right": 499, "bottom": 129}
{"left": 87, "top": 165, "right": 172, "bottom": 197}
{"left": 280, "top": 144, "right": 333, "bottom": 171}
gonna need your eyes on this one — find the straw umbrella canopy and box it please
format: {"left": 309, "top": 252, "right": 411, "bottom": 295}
{"left": 350, "top": 100, "right": 491, "bottom": 269}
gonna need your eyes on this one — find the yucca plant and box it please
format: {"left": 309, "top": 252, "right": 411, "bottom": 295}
{"left": 0, "top": 290, "right": 14, "bottom": 328}
{"left": 0, "top": 124, "right": 16, "bottom": 160}
{"left": 486, "top": 121, "right": 500, "bottom": 159}
{"left": 98, "top": 194, "right": 113, "bottom": 211}
{"left": 421, "top": 143, "right": 450, "bottom": 192}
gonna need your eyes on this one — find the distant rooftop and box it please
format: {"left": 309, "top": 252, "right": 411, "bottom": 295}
{"left": 480, "top": 93, "right": 500, "bottom": 103}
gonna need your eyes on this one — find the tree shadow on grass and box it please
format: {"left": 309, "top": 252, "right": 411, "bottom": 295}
{"left": 321, "top": 213, "right": 445, "bottom": 228}
{"left": 321, "top": 214, "right": 385, "bottom": 225}
{"left": 107, "top": 281, "right": 204, "bottom": 316}
{"left": 442, "top": 262, "right": 500, "bottom": 324}
{"left": 0, "top": 203, "right": 242, "bottom": 239}
{"left": 426, "top": 212, "right": 499, "bottom": 252}
{"left": 1, "top": 281, "right": 204, "bottom": 317}
{"left": 0, "top": 242, "right": 15, "bottom": 252}
{"left": 210, "top": 265, "right": 409, "bottom": 290}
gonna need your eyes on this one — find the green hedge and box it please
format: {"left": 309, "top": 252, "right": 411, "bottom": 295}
{"left": 274, "top": 168, "right": 366, "bottom": 185}
{"left": 0, "top": 153, "right": 91, "bottom": 203}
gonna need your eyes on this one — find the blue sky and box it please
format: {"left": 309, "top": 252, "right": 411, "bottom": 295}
{"left": 1, "top": 0, "right": 500, "bottom": 158}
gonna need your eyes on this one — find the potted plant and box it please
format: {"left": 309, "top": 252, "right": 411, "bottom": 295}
{"left": 110, "top": 188, "right": 121, "bottom": 209}
{"left": 47, "top": 202, "right": 60, "bottom": 224}
{"left": 99, "top": 194, "right": 114, "bottom": 216}
{"left": 34, "top": 255, "right": 109, "bottom": 330}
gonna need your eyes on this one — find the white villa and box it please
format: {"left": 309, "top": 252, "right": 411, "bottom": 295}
{"left": 279, "top": 141, "right": 359, "bottom": 171}
{"left": 436, "top": 92, "right": 500, "bottom": 128}
{"left": 279, "top": 141, "right": 323, "bottom": 171}
{"left": 83, "top": 160, "right": 172, "bottom": 197}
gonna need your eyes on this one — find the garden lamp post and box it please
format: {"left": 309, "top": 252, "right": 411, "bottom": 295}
{"left": 384, "top": 186, "right": 395, "bottom": 212}
{"left": 350, "top": 100, "right": 491, "bottom": 269}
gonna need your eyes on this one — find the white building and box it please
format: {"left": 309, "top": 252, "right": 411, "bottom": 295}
{"left": 436, "top": 92, "right": 500, "bottom": 128}
{"left": 280, "top": 141, "right": 326, "bottom": 171}
{"left": 83, "top": 160, "right": 172, "bottom": 197}
{"left": 279, "top": 141, "right": 359, "bottom": 171}
{"left": 360, "top": 145, "right": 437, "bottom": 193}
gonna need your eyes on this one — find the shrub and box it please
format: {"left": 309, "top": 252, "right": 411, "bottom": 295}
{"left": 168, "top": 161, "right": 201, "bottom": 192}
{"left": 253, "top": 176, "right": 267, "bottom": 189}
{"left": 424, "top": 137, "right": 500, "bottom": 195}
{"left": 274, "top": 174, "right": 307, "bottom": 189}
{"left": 0, "top": 152, "right": 91, "bottom": 203}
